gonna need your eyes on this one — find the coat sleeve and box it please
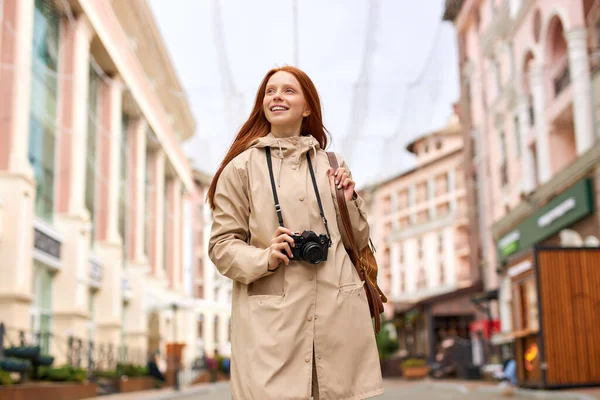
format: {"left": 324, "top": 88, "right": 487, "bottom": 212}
{"left": 331, "top": 153, "right": 371, "bottom": 251}
{"left": 208, "top": 159, "right": 273, "bottom": 285}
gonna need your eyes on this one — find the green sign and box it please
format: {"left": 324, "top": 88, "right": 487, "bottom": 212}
{"left": 497, "top": 178, "right": 595, "bottom": 261}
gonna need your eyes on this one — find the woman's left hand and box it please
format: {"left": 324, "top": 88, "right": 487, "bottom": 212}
{"left": 328, "top": 167, "right": 355, "bottom": 201}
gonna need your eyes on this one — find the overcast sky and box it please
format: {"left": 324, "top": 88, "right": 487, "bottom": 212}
{"left": 148, "top": 0, "right": 460, "bottom": 188}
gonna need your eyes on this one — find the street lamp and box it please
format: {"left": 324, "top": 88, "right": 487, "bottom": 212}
{"left": 171, "top": 303, "right": 180, "bottom": 391}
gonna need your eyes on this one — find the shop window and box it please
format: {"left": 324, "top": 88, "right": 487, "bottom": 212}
{"left": 30, "top": 263, "right": 53, "bottom": 354}
{"left": 512, "top": 278, "right": 539, "bottom": 331}
{"left": 29, "top": 0, "right": 60, "bottom": 222}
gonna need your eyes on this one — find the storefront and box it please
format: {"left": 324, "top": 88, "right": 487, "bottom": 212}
{"left": 494, "top": 177, "right": 600, "bottom": 388}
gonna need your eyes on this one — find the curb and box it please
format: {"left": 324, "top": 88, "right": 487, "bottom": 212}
{"left": 154, "top": 382, "right": 230, "bottom": 400}
{"left": 477, "top": 385, "right": 598, "bottom": 400}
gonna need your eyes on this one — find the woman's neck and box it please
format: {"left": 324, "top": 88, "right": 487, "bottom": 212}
{"left": 270, "top": 123, "right": 302, "bottom": 138}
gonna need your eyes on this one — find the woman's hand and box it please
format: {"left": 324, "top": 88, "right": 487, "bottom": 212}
{"left": 268, "top": 226, "right": 295, "bottom": 271}
{"left": 328, "top": 167, "right": 355, "bottom": 201}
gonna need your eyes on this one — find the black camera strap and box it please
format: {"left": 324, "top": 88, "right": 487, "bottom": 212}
{"left": 265, "top": 146, "right": 332, "bottom": 245}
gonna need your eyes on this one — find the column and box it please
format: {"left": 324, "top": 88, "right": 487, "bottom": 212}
{"left": 0, "top": 0, "right": 34, "bottom": 175}
{"left": 566, "top": 28, "right": 596, "bottom": 154}
{"left": 529, "top": 64, "right": 552, "bottom": 184}
{"left": 516, "top": 95, "right": 536, "bottom": 193}
{"left": 95, "top": 76, "right": 125, "bottom": 346}
{"left": 448, "top": 169, "right": 457, "bottom": 213}
{"left": 427, "top": 177, "right": 435, "bottom": 219}
{"left": 127, "top": 118, "right": 148, "bottom": 265}
{"left": 166, "top": 178, "right": 182, "bottom": 290}
{"left": 148, "top": 150, "right": 166, "bottom": 278}
{"left": 181, "top": 192, "right": 192, "bottom": 290}
{"left": 0, "top": 0, "right": 35, "bottom": 330}
{"left": 96, "top": 76, "right": 124, "bottom": 245}
{"left": 53, "top": 15, "right": 94, "bottom": 344}
{"left": 124, "top": 119, "right": 148, "bottom": 355}
{"left": 408, "top": 184, "right": 416, "bottom": 224}
{"left": 390, "top": 244, "right": 400, "bottom": 299}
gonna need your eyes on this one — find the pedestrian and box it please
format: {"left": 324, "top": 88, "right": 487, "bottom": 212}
{"left": 208, "top": 65, "right": 383, "bottom": 399}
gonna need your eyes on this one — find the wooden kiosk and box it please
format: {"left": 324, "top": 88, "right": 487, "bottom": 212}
{"left": 508, "top": 247, "right": 600, "bottom": 389}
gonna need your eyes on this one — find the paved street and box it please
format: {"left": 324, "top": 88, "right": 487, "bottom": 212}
{"left": 146, "top": 380, "right": 598, "bottom": 400}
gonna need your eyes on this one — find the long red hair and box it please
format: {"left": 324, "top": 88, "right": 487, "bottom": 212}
{"left": 207, "top": 66, "right": 329, "bottom": 209}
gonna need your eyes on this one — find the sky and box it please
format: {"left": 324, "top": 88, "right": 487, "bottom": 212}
{"left": 148, "top": 0, "right": 460, "bottom": 188}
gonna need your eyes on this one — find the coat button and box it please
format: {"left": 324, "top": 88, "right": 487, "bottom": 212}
{"left": 308, "top": 275, "right": 314, "bottom": 281}
{"left": 307, "top": 315, "right": 313, "bottom": 321}
{"left": 292, "top": 165, "right": 297, "bottom": 170}
{"left": 299, "top": 196, "right": 304, "bottom": 201}
{"left": 305, "top": 357, "right": 310, "bottom": 363}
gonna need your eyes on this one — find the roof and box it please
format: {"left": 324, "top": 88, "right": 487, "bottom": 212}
{"left": 405, "top": 113, "right": 462, "bottom": 154}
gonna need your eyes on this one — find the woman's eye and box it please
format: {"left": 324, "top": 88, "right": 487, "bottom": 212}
{"left": 286, "top": 88, "right": 294, "bottom": 93}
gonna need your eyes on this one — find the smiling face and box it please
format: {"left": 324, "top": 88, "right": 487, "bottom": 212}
{"left": 263, "top": 71, "right": 311, "bottom": 137}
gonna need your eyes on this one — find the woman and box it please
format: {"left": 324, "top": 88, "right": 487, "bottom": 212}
{"left": 208, "top": 66, "right": 383, "bottom": 399}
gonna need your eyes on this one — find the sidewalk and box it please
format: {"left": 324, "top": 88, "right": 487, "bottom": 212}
{"left": 82, "top": 382, "right": 230, "bottom": 400}
{"left": 83, "top": 379, "right": 599, "bottom": 400}
{"left": 385, "top": 378, "right": 600, "bottom": 400}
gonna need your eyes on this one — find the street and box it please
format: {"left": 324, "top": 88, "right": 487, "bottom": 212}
{"left": 155, "top": 380, "right": 597, "bottom": 400}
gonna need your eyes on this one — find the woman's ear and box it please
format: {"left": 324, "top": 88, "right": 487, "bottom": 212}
{"left": 303, "top": 109, "right": 311, "bottom": 117}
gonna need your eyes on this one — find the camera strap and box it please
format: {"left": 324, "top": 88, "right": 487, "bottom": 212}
{"left": 265, "top": 146, "right": 332, "bottom": 245}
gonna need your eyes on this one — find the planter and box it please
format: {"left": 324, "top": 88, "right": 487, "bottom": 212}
{"left": 4, "top": 347, "right": 40, "bottom": 360}
{"left": 192, "top": 370, "right": 230, "bottom": 385}
{"left": 0, "top": 358, "right": 31, "bottom": 373}
{"left": 402, "top": 366, "right": 431, "bottom": 380}
{"left": 118, "top": 376, "right": 156, "bottom": 393}
{"left": 0, "top": 381, "right": 97, "bottom": 400}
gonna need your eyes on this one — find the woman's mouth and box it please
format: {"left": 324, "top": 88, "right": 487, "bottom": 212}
{"left": 270, "top": 105, "right": 289, "bottom": 113}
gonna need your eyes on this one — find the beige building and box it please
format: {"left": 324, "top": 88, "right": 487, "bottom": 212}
{"left": 0, "top": 0, "right": 202, "bottom": 371}
{"left": 365, "top": 112, "right": 483, "bottom": 358}
{"left": 190, "top": 170, "right": 232, "bottom": 358}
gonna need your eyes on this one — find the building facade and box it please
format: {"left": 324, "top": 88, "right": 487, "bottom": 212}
{"left": 0, "top": 0, "right": 201, "bottom": 370}
{"left": 367, "top": 113, "right": 483, "bottom": 360}
{"left": 445, "top": 0, "right": 600, "bottom": 377}
{"left": 191, "top": 169, "right": 232, "bottom": 358}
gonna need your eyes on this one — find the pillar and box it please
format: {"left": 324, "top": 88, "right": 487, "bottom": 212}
{"left": 516, "top": 95, "right": 536, "bottom": 193}
{"left": 0, "top": 0, "right": 35, "bottom": 330}
{"left": 566, "top": 27, "right": 596, "bottom": 154}
{"left": 529, "top": 64, "right": 552, "bottom": 184}
{"left": 53, "top": 14, "right": 94, "bottom": 346}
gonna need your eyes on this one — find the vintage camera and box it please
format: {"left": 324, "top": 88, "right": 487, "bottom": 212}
{"left": 291, "top": 230, "right": 330, "bottom": 264}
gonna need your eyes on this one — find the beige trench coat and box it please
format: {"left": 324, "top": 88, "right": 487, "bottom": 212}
{"left": 209, "top": 133, "right": 383, "bottom": 400}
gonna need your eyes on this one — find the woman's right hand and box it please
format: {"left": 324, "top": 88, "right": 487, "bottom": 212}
{"left": 268, "top": 227, "right": 295, "bottom": 271}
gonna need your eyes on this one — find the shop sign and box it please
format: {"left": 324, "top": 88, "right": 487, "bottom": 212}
{"left": 33, "top": 225, "right": 62, "bottom": 270}
{"left": 497, "top": 178, "right": 594, "bottom": 262}
{"left": 89, "top": 256, "right": 103, "bottom": 288}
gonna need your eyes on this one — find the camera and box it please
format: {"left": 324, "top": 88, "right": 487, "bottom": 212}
{"left": 291, "top": 230, "right": 330, "bottom": 264}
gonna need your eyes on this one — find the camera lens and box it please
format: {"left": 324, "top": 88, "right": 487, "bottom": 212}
{"left": 302, "top": 243, "right": 324, "bottom": 264}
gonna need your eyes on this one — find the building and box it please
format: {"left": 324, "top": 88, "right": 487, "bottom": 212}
{"left": 0, "top": 0, "right": 201, "bottom": 372}
{"left": 445, "top": 0, "right": 600, "bottom": 384}
{"left": 367, "top": 112, "right": 483, "bottom": 360}
{"left": 191, "top": 169, "right": 232, "bottom": 358}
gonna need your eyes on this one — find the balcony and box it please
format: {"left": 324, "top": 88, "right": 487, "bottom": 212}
{"left": 481, "top": 0, "right": 510, "bottom": 57}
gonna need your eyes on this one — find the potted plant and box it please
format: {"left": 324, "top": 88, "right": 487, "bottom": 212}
{"left": 401, "top": 358, "right": 430, "bottom": 379}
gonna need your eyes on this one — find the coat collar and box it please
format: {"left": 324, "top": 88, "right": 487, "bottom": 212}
{"left": 251, "top": 133, "right": 320, "bottom": 158}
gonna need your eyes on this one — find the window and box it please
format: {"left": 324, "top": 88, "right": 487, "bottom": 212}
{"left": 417, "top": 268, "right": 427, "bottom": 289}
{"left": 119, "top": 114, "right": 129, "bottom": 263}
{"left": 28, "top": 0, "right": 60, "bottom": 221}
{"left": 86, "top": 65, "right": 101, "bottom": 245}
{"left": 400, "top": 271, "right": 406, "bottom": 292}
{"left": 438, "top": 232, "right": 444, "bottom": 252}
{"left": 440, "top": 263, "right": 445, "bottom": 285}
{"left": 436, "top": 140, "right": 442, "bottom": 150}
{"left": 120, "top": 302, "right": 128, "bottom": 362}
{"left": 418, "top": 238, "right": 423, "bottom": 259}
{"left": 30, "top": 262, "right": 53, "bottom": 354}
{"left": 88, "top": 290, "right": 96, "bottom": 342}
{"left": 513, "top": 115, "right": 521, "bottom": 157}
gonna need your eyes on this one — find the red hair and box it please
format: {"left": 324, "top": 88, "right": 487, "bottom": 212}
{"left": 207, "top": 66, "right": 329, "bottom": 209}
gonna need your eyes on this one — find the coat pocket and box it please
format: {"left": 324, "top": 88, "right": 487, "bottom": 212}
{"left": 339, "top": 281, "right": 364, "bottom": 297}
{"left": 248, "top": 266, "right": 285, "bottom": 297}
